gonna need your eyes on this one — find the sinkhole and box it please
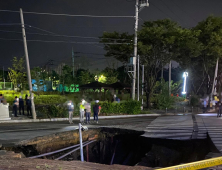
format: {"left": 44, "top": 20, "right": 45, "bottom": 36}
{"left": 2, "top": 128, "right": 217, "bottom": 168}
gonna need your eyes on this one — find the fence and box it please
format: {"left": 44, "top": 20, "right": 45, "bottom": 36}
{"left": 0, "top": 82, "right": 13, "bottom": 90}
{"left": 152, "top": 106, "right": 202, "bottom": 114}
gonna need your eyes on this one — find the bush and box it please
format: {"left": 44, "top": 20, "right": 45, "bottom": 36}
{"left": 98, "top": 100, "right": 141, "bottom": 115}
{"left": 190, "top": 95, "right": 199, "bottom": 106}
{"left": 37, "top": 104, "right": 68, "bottom": 118}
{"left": 152, "top": 94, "right": 175, "bottom": 109}
{"left": 34, "top": 95, "right": 67, "bottom": 105}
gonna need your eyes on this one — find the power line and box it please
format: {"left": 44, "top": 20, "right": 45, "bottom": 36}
{"left": 0, "top": 29, "right": 132, "bottom": 41}
{"left": 149, "top": 1, "right": 172, "bottom": 19}
{"left": 0, "top": 37, "right": 131, "bottom": 45}
{"left": 0, "top": 9, "right": 134, "bottom": 18}
{"left": 0, "top": 23, "right": 21, "bottom": 26}
{"left": 171, "top": 0, "right": 198, "bottom": 23}
{"left": 159, "top": 0, "right": 184, "bottom": 22}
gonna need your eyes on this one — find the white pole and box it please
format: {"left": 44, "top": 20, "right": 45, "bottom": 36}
{"left": 142, "top": 65, "right": 144, "bottom": 110}
{"left": 137, "top": 55, "right": 140, "bottom": 101}
{"left": 132, "top": 0, "right": 139, "bottom": 100}
{"left": 3, "top": 66, "right": 5, "bottom": 89}
{"left": 20, "top": 8, "right": 36, "bottom": 119}
{"left": 72, "top": 48, "right": 74, "bottom": 78}
{"left": 211, "top": 58, "right": 219, "bottom": 99}
{"left": 169, "top": 61, "right": 171, "bottom": 96}
{"left": 79, "top": 123, "right": 84, "bottom": 162}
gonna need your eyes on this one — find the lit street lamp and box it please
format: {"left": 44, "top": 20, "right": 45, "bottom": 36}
{"left": 182, "top": 72, "right": 188, "bottom": 95}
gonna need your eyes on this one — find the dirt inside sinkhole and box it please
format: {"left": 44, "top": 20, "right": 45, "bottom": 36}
{"left": 1, "top": 127, "right": 214, "bottom": 168}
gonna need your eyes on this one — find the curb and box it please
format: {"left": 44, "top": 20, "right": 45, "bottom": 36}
{"left": 0, "top": 113, "right": 191, "bottom": 124}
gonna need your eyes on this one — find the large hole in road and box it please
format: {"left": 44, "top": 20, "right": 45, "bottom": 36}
{"left": 2, "top": 128, "right": 214, "bottom": 168}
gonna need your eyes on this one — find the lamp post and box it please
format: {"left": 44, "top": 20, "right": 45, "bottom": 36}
{"left": 182, "top": 72, "right": 188, "bottom": 98}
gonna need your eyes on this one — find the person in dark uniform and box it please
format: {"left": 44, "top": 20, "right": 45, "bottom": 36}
{"left": 19, "top": 96, "right": 25, "bottom": 115}
{"left": 13, "top": 96, "right": 18, "bottom": 117}
{"left": 26, "top": 96, "right": 32, "bottom": 116}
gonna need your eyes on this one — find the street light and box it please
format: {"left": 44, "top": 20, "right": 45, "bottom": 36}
{"left": 182, "top": 72, "right": 188, "bottom": 95}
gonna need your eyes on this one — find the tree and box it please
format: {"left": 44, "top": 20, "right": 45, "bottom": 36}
{"left": 179, "top": 16, "right": 222, "bottom": 96}
{"left": 31, "top": 67, "right": 42, "bottom": 93}
{"left": 100, "top": 32, "right": 134, "bottom": 63}
{"left": 117, "top": 66, "right": 131, "bottom": 84}
{"left": 77, "top": 69, "right": 93, "bottom": 85}
{"left": 60, "top": 65, "right": 73, "bottom": 93}
{"left": 8, "top": 57, "right": 26, "bottom": 91}
{"left": 100, "top": 19, "right": 200, "bottom": 108}
{"left": 101, "top": 67, "right": 118, "bottom": 84}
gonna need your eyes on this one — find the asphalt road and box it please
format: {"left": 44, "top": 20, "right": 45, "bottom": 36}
{"left": 0, "top": 116, "right": 157, "bottom": 146}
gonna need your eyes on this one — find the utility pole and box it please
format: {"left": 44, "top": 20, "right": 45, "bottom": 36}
{"left": 20, "top": 8, "right": 36, "bottom": 119}
{"left": 211, "top": 58, "right": 219, "bottom": 100}
{"left": 137, "top": 55, "right": 140, "bottom": 101}
{"left": 3, "top": 66, "right": 5, "bottom": 89}
{"left": 169, "top": 61, "right": 171, "bottom": 96}
{"left": 142, "top": 65, "right": 144, "bottom": 110}
{"left": 161, "top": 64, "right": 163, "bottom": 80}
{"left": 132, "top": 0, "right": 139, "bottom": 100}
{"left": 72, "top": 48, "right": 74, "bottom": 78}
{"left": 132, "top": 0, "right": 149, "bottom": 100}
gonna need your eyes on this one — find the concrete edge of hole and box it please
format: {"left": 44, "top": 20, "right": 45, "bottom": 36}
{"left": 0, "top": 113, "right": 193, "bottom": 124}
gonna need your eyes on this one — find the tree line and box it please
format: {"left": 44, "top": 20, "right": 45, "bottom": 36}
{"left": 100, "top": 16, "right": 222, "bottom": 108}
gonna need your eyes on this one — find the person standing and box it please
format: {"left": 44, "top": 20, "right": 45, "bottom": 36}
{"left": 93, "top": 100, "right": 101, "bottom": 124}
{"left": 26, "top": 96, "right": 32, "bottom": 116}
{"left": 217, "top": 101, "right": 222, "bottom": 118}
{"left": 67, "top": 100, "right": 74, "bottom": 124}
{"left": 19, "top": 96, "right": 25, "bottom": 115}
{"left": 203, "top": 99, "right": 207, "bottom": 113}
{"left": 0, "top": 94, "right": 4, "bottom": 103}
{"left": 79, "top": 100, "right": 85, "bottom": 124}
{"left": 13, "top": 96, "right": 19, "bottom": 117}
{"left": 85, "top": 102, "right": 91, "bottom": 124}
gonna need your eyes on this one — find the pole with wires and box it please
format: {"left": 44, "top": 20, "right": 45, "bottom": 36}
{"left": 132, "top": 0, "right": 139, "bottom": 100}
{"left": 72, "top": 48, "right": 74, "bottom": 78}
{"left": 137, "top": 55, "right": 140, "bottom": 101}
{"left": 20, "top": 8, "right": 36, "bottom": 119}
{"left": 3, "top": 66, "right": 5, "bottom": 89}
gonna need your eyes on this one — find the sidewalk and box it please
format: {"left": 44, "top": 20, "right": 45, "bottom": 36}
{"left": 1, "top": 112, "right": 192, "bottom": 123}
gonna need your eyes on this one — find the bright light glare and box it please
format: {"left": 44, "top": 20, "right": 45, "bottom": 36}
{"left": 182, "top": 72, "right": 188, "bottom": 94}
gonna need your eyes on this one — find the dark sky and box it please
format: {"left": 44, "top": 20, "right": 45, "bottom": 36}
{"left": 0, "top": 0, "right": 222, "bottom": 71}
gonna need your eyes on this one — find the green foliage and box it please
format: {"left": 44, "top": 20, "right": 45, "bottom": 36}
{"left": 100, "top": 67, "right": 118, "bottom": 84}
{"left": 8, "top": 57, "right": 26, "bottom": 91}
{"left": 186, "top": 16, "right": 222, "bottom": 95}
{"left": 48, "top": 105, "right": 68, "bottom": 118}
{"left": 100, "top": 32, "right": 134, "bottom": 63}
{"left": 152, "top": 80, "right": 182, "bottom": 109}
{"left": 36, "top": 100, "right": 141, "bottom": 118}
{"left": 100, "top": 19, "right": 194, "bottom": 108}
{"left": 152, "top": 94, "right": 175, "bottom": 109}
{"left": 60, "top": 65, "right": 73, "bottom": 93}
{"left": 2, "top": 92, "right": 67, "bottom": 105}
{"left": 98, "top": 100, "right": 141, "bottom": 115}
{"left": 190, "top": 95, "right": 200, "bottom": 107}
{"left": 37, "top": 104, "right": 68, "bottom": 118}
{"left": 76, "top": 69, "right": 94, "bottom": 85}
{"left": 34, "top": 95, "right": 67, "bottom": 105}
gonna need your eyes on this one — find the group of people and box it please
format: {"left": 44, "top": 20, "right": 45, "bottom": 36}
{"left": 12, "top": 95, "right": 32, "bottom": 117}
{"left": 67, "top": 99, "right": 101, "bottom": 124}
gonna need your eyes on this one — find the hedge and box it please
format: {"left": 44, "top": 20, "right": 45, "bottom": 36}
{"left": 36, "top": 100, "right": 142, "bottom": 118}
{"left": 98, "top": 101, "right": 141, "bottom": 115}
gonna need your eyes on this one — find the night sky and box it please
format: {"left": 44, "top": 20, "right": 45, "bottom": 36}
{"left": 0, "top": 0, "right": 222, "bottom": 71}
